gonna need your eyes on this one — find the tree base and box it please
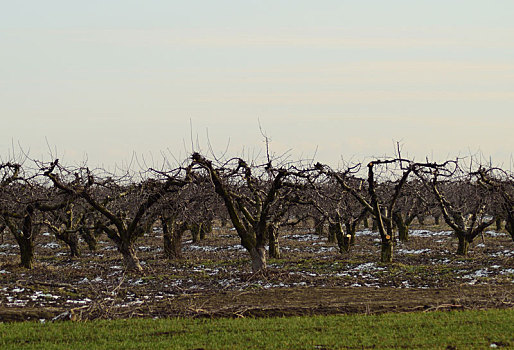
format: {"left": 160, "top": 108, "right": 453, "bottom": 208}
{"left": 380, "top": 241, "right": 393, "bottom": 263}
{"left": 119, "top": 243, "right": 143, "bottom": 272}
{"left": 250, "top": 247, "right": 267, "bottom": 272}
{"left": 456, "top": 237, "right": 470, "bottom": 256}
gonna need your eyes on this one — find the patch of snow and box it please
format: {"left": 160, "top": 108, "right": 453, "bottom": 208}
{"left": 66, "top": 298, "right": 91, "bottom": 305}
{"left": 7, "top": 299, "right": 28, "bottom": 307}
{"left": 187, "top": 245, "right": 217, "bottom": 252}
{"left": 334, "top": 272, "right": 350, "bottom": 277}
{"left": 490, "top": 250, "right": 514, "bottom": 257}
{"left": 30, "top": 291, "right": 60, "bottom": 300}
{"left": 486, "top": 230, "right": 507, "bottom": 237}
{"left": 226, "top": 245, "right": 246, "bottom": 252}
{"left": 168, "top": 279, "right": 184, "bottom": 287}
{"left": 355, "top": 229, "right": 374, "bottom": 236}
{"left": 0, "top": 243, "right": 18, "bottom": 249}
{"left": 401, "top": 281, "right": 411, "bottom": 287}
{"left": 432, "top": 258, "right": 451, "bottom": 264}
{"left": 462, "top": 269, "right": 490, "bottom": 279}
{"left": 398, "top": 248, "right": 431, "bottom": 254}
{"left": 410, "top": 230, "right": 453, "bottom": 237}
{"left": 0, "top": 251, "right": 17, "bottom": 256}
{"left": 41, "top": 242, "right": 60, "bottom": 249}
{"left": 187, "top": 244, "right": 246, "bottom": 252}
{"left": 352, "top": 262, "right": 384, "bottom": 272}
{"left": 285, "top": 233, "right": 324, "bottom": 242}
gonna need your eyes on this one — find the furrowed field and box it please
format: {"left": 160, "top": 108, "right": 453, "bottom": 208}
{"left": 1, "top": 220, "right": 513, "bottom": 320}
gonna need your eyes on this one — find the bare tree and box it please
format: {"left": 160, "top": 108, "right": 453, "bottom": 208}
{"left": 415, "top": 162, "right": 495, "bottom": 255}
{"left": 44, "top": 159, "right": 191, "bottom": 271}
{"left": 474, "top": 167, "right": 514, "bottom": 242}
{"left": 191, "top": 153, "right": 309, "bottom": 272}
{"left": 0, "top": 164, "right": 69, "bottom": 268}
{"left": 158, "top": 174, "right": 217, "bottom": 260}
{"left": 310, "top": 176, "right": 367, "bottom": 254}
{"left": 43, "top": 201, "right": 86, "bottom": 257}
{"left": 392, "top": 179, "right": 429, "bottom": 241}
{"left": 316, "top": 158, "right": 417, "bottom": 262}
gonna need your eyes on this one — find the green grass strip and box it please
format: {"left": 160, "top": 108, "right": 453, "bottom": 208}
{"left": 1, "top": 309, "right": 513, "bottom": 349}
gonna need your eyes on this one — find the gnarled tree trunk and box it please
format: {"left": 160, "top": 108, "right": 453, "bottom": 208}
{"left": 79, "top": 227, "right": 100, "bottom": 252}
{"left": 118, "top": 241, "right": 143, "bottom": 271}
{"left": 495, "top": 217, "right": 503, "bottom": 231}
{"left": 506, "top": 216, "right": 514, "bottom": 242}
{"left": 268, "top": 224, "right": 280, "bottom": 259}
{"left": 200, "top": 220, "right": 212, "bottom": 240}
{"left": 65, "top": 233, "right": 80, "bottom": 258}
{"left": 393, "top": 212, "right": 409, "bottom": 242}
{"left": 17, "top": 236, "right": 35, "bottom": 269}
{"left": 190, "top": 223, "right": 201, "bottom": 243}
{"left": 380, "top": 238, "right": 393, "bottom": 263}
{"left": 330, "top": 221, "right": 351, "bottom": 254}
{"left": 345, "top": 222, "right": 356, "bottom": 246}
{"left": 5, "top": 208, "right": 37, "bottom": 269}
{"left": 249, "top": 246, "right": 266, "bottom": 272}
{"left": 456, "top": 234, "right": 470, "bottom": 256}
{"left": 163, "top": 219, "right": 186, "bottom": 260}
{"left": 313, "top": 217, "right": 325, "bottom": 237}
{"left": 53, "top": 231, "right": 80, "bottom": 258}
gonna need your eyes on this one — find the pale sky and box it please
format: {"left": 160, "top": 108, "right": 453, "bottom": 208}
{"left": 1, "top": 1, "right": 514, "bottom": 169}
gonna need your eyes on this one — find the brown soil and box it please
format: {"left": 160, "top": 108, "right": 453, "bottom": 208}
{"left": 1, "top": 222, "right": 513, "bottom": 322}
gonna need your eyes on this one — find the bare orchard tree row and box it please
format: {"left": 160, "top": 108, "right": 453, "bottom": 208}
{"left": 0, "top": 154, "right": 512, "bottom": 272}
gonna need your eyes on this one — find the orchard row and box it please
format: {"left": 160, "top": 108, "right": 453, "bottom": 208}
{"left": 1, "top": 153, "right": 513, "bottom": 272}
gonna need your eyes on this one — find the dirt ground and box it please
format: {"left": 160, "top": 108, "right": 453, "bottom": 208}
{"left": 1, "top": 222, "right": 513, "bottom": 322}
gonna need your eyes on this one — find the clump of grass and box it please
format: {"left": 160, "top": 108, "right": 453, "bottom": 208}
{"left": 1, "top": 309, "right": 512, "bottom": 349}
